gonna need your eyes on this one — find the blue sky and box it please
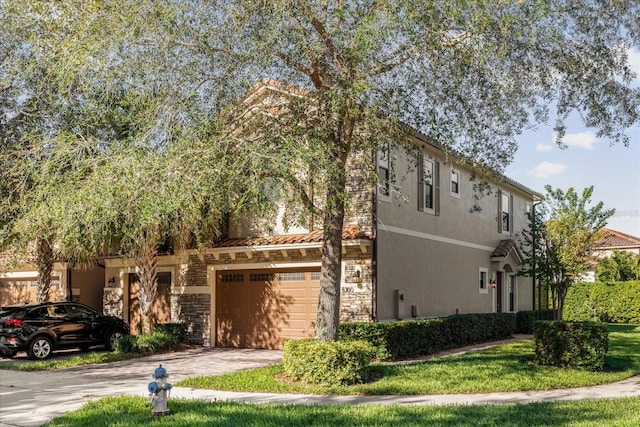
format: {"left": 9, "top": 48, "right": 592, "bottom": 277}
{"left": 505, "top": 49, "right": 640, "bottom": 237}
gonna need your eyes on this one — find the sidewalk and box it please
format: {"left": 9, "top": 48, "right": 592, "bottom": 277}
{"left": 169, "top": 374, "right": 640, "bottom": 407}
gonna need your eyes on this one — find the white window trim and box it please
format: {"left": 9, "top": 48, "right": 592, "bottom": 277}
{"left": 479, "top": 267, "right": 489, "bottom": 294}
{"left": 377, "top": 147, "right": 392, "bottom": 203}
{"left": 500, "top": 190, "right": 513, "bottom": 235}
{"left": 421, "top": 157, "right": 436, "bottom": 215}
{"left": 450, "top": 168, "right": 461, "bottom": 199}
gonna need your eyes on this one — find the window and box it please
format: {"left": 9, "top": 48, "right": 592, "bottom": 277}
{"left": 450, "top": 169, "right": 460, "bottom": 198}
{"left": 479, "top": 268, "right": 489, "bottom": 294}
{"left": 377, "top": 146, "right": 391, "bottom": 199}
{"left": 507, "top": 274, "right": 517, "bottom": 312}
{"left": 418, "top": 154, "right": 439, "bottom": 214}
{"left": 498, "top": 190, "right": 513, "bottom": 234}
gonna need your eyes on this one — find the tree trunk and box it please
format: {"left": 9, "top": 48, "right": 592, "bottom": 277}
{"left": 35, "top": 236, "right": 54, "bottom": 302}
{"left": 316, "top": 182, "right": 346, "bottom": 342}
{"left": 136, "top": 238, "right": 159, "bottom": 335}
{"left": 315, "top": 138, "right": 349, "bottom": 342}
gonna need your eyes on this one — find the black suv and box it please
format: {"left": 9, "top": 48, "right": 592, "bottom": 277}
{"left": 0, "top": 302, "right": 129, "bottom": 360}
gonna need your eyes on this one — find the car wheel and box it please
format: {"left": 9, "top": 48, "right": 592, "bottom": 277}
{"left": 106, "top": 330, "right": 125, "bottom": 351}
{"left": 28, "top": 336, "right": 53, "bottom": 360}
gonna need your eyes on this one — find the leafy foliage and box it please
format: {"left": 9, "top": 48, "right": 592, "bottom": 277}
{"left": 515, "top": 310, "right": 555, "bottom": 334}
{"left": 519, "top": 186, "right": 614, "bottom": 320}
{"left": 563, "top": 281, "right": 640, "bottom": 324}
{"left": 2, "top": 1, "right": 639, "bottom": 342}
{"left": 596, "top": 251, "right": 640, "bottom": 282}
{"left": 534, "top": 321, "right": 609, "bottom": 371}
{"left": 339, "top": 313, "right": 516, "bottom": 361}
{"left": 283, "top": 339, "right": 374, "bottom": 386}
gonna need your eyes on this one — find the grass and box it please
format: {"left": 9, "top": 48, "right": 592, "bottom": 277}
{"left": 177, "top": 324, "right": 640, "bottom": 395}
{"left": 44, "top": 395, "right": 640, "bottom": 427}
{"left": 0, "top": 350, "right": 145, "bottom": 371}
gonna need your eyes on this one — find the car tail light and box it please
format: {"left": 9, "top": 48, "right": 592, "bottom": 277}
{"left": 4, "top": 319, "right": 24, "bottom": 327}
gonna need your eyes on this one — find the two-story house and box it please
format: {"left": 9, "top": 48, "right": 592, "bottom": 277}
{"left": 101, "top": 81, "right": 541, "bottom": 349}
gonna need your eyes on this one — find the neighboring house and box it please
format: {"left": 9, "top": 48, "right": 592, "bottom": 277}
{"left": 591, "top": 228, "right": 640, "bottom": 258}
{"left": 580, "top": 228, "right": 640, "bottom": 282}
{"left": 0, "top": 255, "right": 105, "bottom": 310}
{"left": 102, "top": 81, "right": 542, "bottom": 349}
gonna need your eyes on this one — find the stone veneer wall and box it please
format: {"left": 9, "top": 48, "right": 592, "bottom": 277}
{"left": 345, "top": 152, "right": 375, "bottom": 233}
{"left": 174, "top": 293, "right": 211, "bottom": 346}
{"left": 172, "top": 244, "right": 375, "bottom": 346}
{"left": 103, "top": 286, "right": 123, "bottom": 319}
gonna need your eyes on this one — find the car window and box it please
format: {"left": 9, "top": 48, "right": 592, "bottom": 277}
{"left": 67, "top": 304, "right": 96, "bottom": 319}
{"left": 45, "top": 305, "right": 67, "bottom": 318}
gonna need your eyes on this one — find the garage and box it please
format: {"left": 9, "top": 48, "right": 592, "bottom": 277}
{"left": 0, "top": 276, "right": 61, "bottom": 307}
{"left": 215, "top": 268, "right": 320, "bottom": 349}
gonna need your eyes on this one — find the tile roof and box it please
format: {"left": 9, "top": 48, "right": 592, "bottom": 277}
{"left": 491, "top": 239, "right": 523, "bottom": 262}
{"left": 213, "top": 224, "right": 373, "bottom": 248}
{"left": 592, "top": 228, "right": 640, "bottom": 249}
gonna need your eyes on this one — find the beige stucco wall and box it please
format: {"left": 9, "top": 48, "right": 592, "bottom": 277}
{"left": 375, "top": 145, "right": 536, "bottom": 320}
{"left": 70, "top": 266, "right": 105, "bottom": 311}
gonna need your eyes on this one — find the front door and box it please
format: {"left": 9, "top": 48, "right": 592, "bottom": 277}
{"left": 496, "top": 272, "right": 503, "bottom": 313}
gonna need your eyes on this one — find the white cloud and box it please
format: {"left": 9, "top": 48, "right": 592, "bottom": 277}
{"left": 628, "top": 48, "right": 640, "bottom": 83}
{"left": 528, "top": 162, "right": 568, "bottom": 178}
{"left": 536, "top": 144, "right": 553, "bottom": 153}
{"left": 553, "top": 131, "right": 597, "bottom": 150}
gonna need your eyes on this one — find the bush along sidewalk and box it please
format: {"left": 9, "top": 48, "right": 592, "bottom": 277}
{"left": 534, "top": 320, "right": 609, "bottom": 371}
{"left": 339, "top": 312, "right": 517, "bottom": 361}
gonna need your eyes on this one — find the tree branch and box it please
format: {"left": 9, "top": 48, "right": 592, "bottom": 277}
{"left": 298, "top": 2, "right": 348, "bottom": 75}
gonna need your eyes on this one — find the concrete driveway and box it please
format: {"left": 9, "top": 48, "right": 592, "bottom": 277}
{"left": 0, "top": 348, "right": 282, "bottom": 427}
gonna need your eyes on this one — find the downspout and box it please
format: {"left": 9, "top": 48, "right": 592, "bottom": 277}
{"left": 371, "top": 150, "right": 378, "bottom": 322}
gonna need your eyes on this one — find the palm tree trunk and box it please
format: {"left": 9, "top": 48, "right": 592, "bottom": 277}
{"left": 35, "top": 236, "right": 54, "bottom": 302}
{"left": 136, "top": 237, "right": 159, "bottom": 335}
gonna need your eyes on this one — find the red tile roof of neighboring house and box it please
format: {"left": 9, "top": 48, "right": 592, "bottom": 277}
{"left": 592, "top": 228, "right": 640, "bottom": 249}
{"left": 213, "top": 224, "right": 373, "bottom": 248}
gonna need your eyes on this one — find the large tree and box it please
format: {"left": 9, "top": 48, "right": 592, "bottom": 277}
{"left": 2, "top": 1, "right": 639, "bottom": 339}
{"left": 521, "top": 185, "right": 614, "bottom": 320}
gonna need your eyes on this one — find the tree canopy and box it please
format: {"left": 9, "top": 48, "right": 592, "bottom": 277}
{"left": 1, "top": 1, "right": 639, "bottom": 337}
{"left": 520, "top": 185, "right": 615, "bottom": 319}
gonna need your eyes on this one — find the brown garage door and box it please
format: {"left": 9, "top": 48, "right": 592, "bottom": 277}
{"left": 0, "top": 277, "right": 61, "bottom": 307}
{"left": 216, "top": 268, "right": 320, "bottom": 349}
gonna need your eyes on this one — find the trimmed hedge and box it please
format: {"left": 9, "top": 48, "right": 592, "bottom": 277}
{"left": 283, "top": 339, "right": 375, "bottom": 386}
{"left": 534, "top": 320, "right": 609, "bottom": 371}
{"left": 339, "top": 312, "right": 516, "bottom": 361}
{"left": 114, "top": 327, "right": 184, "bottom": 354}
{"left": 516, "top": 310, "right": 554, "bottom": 334}
{"left": 563, "top": 281, "right": 640, "bottom": 324}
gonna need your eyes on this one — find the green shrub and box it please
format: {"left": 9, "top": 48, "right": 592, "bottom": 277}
{"left": 155, "top": 323, "right": 188, "bottom": 342}
{"left": 564, "top": 281, "right": 640, "bottom": 324}
{"left": 114, "top": 328, "right": 181, "bottom": 354}
{"left": 339, "top": 312, "right": 516, "bottom": 361}
{"left": 113, "top": 335, "right": 138, "bottom": 353}
{"left": 283, "top": 339, "right": 375, "bottom": 386}
{"left": 516, "top": 310, "right": 554, "bottom": 334}
{"left": 534, "top": 320, "right": 609, "bottom": 371}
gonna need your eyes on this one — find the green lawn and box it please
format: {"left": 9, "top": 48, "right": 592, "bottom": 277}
{"left": 44, "top": 395, "right": 640, "bottom": 427}
{"left": 177, "top": 324, "right": 640, "bottom": 395}
{"left": 0, "top": 350, "right": 145, "bottom": 371}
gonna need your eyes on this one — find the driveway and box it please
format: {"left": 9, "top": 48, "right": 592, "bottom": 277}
{"left": 0, "top": 348, "right": 282, "bottom": 427}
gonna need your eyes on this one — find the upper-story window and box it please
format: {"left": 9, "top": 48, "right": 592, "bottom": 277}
{"left": 377, "top": 146, "right": 392, "bottom": 201}
{"left": 450, "top": 169, "right": 460, "bottom": 198}
{"left": 498, "top": 190, "right": 513, "bottom": 234}
{"left": 418, "top": 154, "right": 439, "bottom": 215}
